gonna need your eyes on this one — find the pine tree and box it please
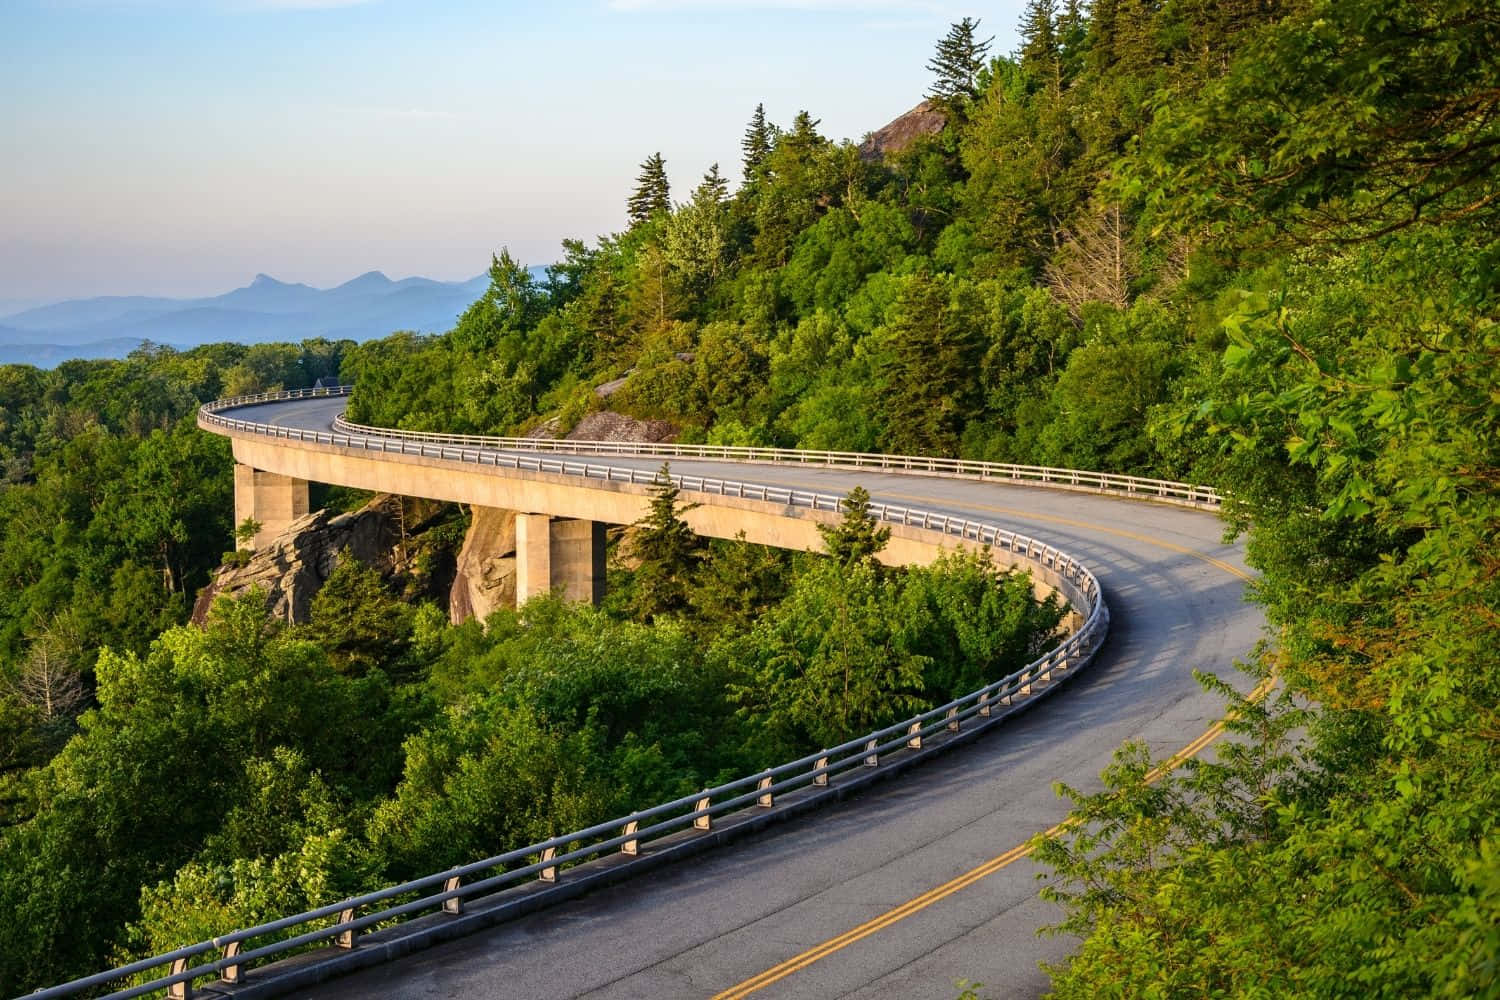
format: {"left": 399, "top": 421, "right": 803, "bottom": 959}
{"left": 1019, "top": 0, "right": 1060, "bottom": 75}
{"left": 627, "top": 152, "right": 671, "bottom": 226}
{"left": 926, "top": 17, "right": 994, "bottom": 108}
{"left": 741, "top": 103, "right": 773, "bottom": 181}
{"left": 877, "top": 274, "right": 984, "bottom": 457}
{"left": 697, "top": 162, "right": 729, "bottom": 203}
{"left": 786, "top": 111, "right": 823, "bottom": 151}
{"left": 818, "top": 486, "right": 891, "bottom": 567}
{"left": 629, "top": 463, "right": 703, "bottom": 621}
{"left": 1056, "top": 0, "right": 1089, "bottom": 80}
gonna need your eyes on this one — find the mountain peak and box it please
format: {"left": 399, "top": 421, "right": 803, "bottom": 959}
{"left": 338, "top": 270, "right": 393, "bottom": 290}
{"left": 859, "top": 100, "right": 947, "bottom": 162}
{"left": 250, "top": 273, "right": 286, "bottom": 288}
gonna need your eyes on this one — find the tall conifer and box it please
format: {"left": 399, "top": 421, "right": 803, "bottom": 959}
{"left": 925, "top": 17, "right": 994, "bottom": 108}
{"left": 741, "top": 104, "right": 773, "bottom": 181}
{"left": 627, "top": 152, "right": 671, "bottom": 226}
{"left": 698, "top": 163, "right": 729, "bottom": 203}
{"left": 1019, "top": 0, "right": 1060, "bottom": 73}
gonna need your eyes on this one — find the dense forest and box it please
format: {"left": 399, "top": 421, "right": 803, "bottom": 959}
{"left": 2, "top": 0, "right": 1497, "bottom": 993}
{"left": 0, "top": 352, "right": 1062, "bottom": 991}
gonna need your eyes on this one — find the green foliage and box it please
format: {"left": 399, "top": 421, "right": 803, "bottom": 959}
{"left": 1027, "top": 0, "right": 1500, "bottom": 994}
{"left": 817, "top": 486, "right": 890, "bottom": 567}
{"left": 1129, "top": 0, "right": 1500, "bottom": 247}
{"left": 303, "top": 553, "right": 416, "bottom": 674}
{"left": 898, "top": 549, "right": 1064, "bottom": 702}
{"left": 627, "top": 465, "right": 704, "bottom": 622}
{"left": 877, "top": 273, "right": 986, "bottom": 457}
{"left": 17, "top": 1, "right": 1500, "bottom": 992}
{"left": 741, "top": 103, "right": 774, "bottom": 182}
{"left": 926, "top": 17, "right": 994, "bottom": 112}
{"left": 729, "top": 558, "right": 927, "bottom": 751}
{"left": 627, "top": 152, "right": 672, "bottom": 227}
{"left": 0, "top": 596, "right": 411, "bottom": 992}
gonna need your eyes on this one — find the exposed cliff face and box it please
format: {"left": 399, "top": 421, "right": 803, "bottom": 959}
{"left": 858, "top": 100, "right": 947, "bottom": 161}
{"left": 192, "top": 494, "right": 413, "bottom": 624}
{"left": 448, "top": 506, "right": 518, "bottom": 625}
{"left": 565, "top": 410, "right": 677, "bottom": 443}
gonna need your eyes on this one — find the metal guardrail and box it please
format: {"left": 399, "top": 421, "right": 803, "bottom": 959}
{"left": 192, "top": 383, "right": 1219, "bottom": 507}
{"left": 325, "top": 412, "right": 1221, "bottom": 509}
{"left": 32, "top": 386, "right": 1114, "bottom": 999}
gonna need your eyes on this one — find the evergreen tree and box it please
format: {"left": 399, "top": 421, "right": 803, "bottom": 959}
{"left": 697, "top": 162, "right": 729, "bottom": 203}
{"left": 626, "top": 152, "right": 671, "bottom": 226}
{"left": 741, "top": 103, "right": 773, "bottom": 181}
{"left": 926, "top": 17, "right": 994, "bottom": 109}
{"left": 628, "top": 464, "right": 703, "bottom": 621}
{"left": 785, "top": 111, "right": 824, "bottom": 153}
{"left": 817, "top": 486, "right": 891, "bottom": 567}
{"left": 1019, "top": 0, "right": 1060, "bottom": 77}
{"left": 687, "top": 533, "right": 792, "bottom": 638}
{"left": 877, "top": 274, "right": 984, "bottom": 457}
{"left": 1056, "top": 0, "right": 1089, "bottom": 80}
{"left": 305, "top": 550, "right": 414, "bottom": 673}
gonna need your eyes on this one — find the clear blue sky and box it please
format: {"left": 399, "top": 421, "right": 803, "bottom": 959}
{"left": 1, "top": 0, "right": 1024, "bottom": 305}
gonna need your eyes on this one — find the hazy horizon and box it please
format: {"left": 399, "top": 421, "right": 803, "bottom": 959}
{"left": 2, "top": 0, "right": 1025, "bottom": 304}
{"left": 1, "top": 267, "right": 492, "bottom": 318}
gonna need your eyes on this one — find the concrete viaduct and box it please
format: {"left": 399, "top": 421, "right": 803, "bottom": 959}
{"left": 63, "top": 387, "right": 1261, "bottom": 1000}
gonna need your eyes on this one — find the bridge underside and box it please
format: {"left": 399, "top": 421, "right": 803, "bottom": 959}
{"left": 515, "top": 512, "right": 606, "bottom": 606}
{"left": 234, "top": 460, "right": 607, "bottom": 610}
{"left": 229, "top": 436, "right": 1071, "bottom": 615}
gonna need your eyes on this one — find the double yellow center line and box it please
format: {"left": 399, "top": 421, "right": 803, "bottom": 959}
{"left": 713, "top": 507, "right": 1261, "bottom": 999}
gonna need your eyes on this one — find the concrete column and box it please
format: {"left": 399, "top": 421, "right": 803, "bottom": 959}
{"left": 514, "top": 514, "right": 606, "bottom": 606}
{"left": 234, "top": 464, "right": 310, "bottom": 550}
{"left": 514, "top": 512, "right": 552, "bottom": 602}
{"left": 548, "top": 517, "right": 607, "bottom": 605}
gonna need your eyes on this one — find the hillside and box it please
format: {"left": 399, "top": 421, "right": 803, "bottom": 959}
{"left": 0, "top": 0, "right": 1496, "bottom": 996}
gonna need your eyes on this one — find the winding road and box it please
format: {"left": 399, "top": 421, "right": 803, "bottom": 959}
{"left": 211, "top": 394, "right": 1263, "bottom": 1000}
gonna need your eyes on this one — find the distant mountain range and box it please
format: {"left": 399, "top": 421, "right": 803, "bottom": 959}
{"left": 0, "top": 267, "right": 547, "bottom": 367}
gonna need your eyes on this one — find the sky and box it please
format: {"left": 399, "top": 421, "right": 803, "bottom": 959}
{"left": 0, "top": 0, "right": 1025, "bottom": 307}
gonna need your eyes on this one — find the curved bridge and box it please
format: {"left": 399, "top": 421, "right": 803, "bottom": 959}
{"left": 39, "top": 388, "right": 1263, "bottom": 999}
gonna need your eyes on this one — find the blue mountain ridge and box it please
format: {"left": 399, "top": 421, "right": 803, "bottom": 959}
{"left": 0, "top": 267, "right": 542, "bottom": 367}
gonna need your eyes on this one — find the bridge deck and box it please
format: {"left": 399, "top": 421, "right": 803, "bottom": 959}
{"left": 210, "top": 395, "right": 1260, "bottom": 1000}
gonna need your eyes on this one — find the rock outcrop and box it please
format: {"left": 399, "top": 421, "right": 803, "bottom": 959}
{"left": 448, "top": 506, "right": 518, "bottom": 625}
{"left": 565, "top": 410, "right": 677, "bottom": 443}
{"left": 859, "top": 100, "right": 947, "bottom": 161}
{"left": 192, "top": 494, "right": 406, "bottom": 624}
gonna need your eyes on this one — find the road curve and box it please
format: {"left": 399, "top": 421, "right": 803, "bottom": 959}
{"left": 216, "top": 395, "right": 1263, "bottom": 1000}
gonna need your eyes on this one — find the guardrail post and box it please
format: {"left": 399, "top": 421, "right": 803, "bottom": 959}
{"left": 946, "top": 707, "right": 960, "bottom": 732}
{"left": 168, "top": 957, "right": 192, "bottom": 999}
{"left": 864, "top": 739, "right": 879, "bottom": 767}
{"left": 757, "top": 776, "right": 774, "bottom": 808}
{"left": 443, "top": 875, "right": 463, "bottom": 914}
{"left": 978, "top": 692, "right": 992, "bottom": 717}
{"left": 222, "top": 941, "right": 242, "bottom": 984}
{"left": 538, "top": 847, "right": 558, "bottom": 882}
{"left": 906, "top": 722, "right": 923, "bottom": 750}
{"left": 622, "top": 820, "right": 639, "bottom": 855}
{"left": 694, "top": 794, "right": 712, "bottom": 830}
{"left": 335, "top": 907, "right": 358, "bottom": 949}
{"left": 813, "top": 755, "right": 830, "bottom": 786}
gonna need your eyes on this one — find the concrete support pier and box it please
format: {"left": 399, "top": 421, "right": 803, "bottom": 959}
{"left": 234, "top": 464, "right": 310, "bottom": 550}
{"left": 515, "top": 513, "right": 607, "bottom": 605}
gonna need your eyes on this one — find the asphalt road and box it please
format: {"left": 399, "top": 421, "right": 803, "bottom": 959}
{"left": 223, "top": 396, "right": 1263, "bottom": 1000}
